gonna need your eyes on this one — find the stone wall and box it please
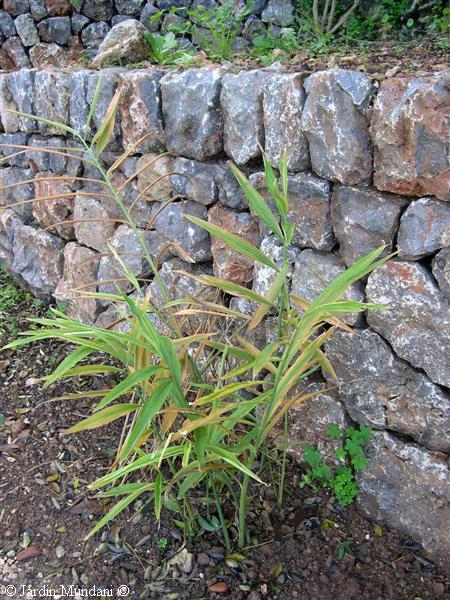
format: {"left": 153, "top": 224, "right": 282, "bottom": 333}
{"left": 0, "top": 64, "right": 449, "bottom": 568}
{"left": 0, "top": 0, "right": 294, "bottom": 69}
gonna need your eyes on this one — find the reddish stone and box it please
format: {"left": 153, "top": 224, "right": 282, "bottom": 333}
{"left": 45, "top": 0, "right": 72, "bottom": 16}
{"left": 30, "top": 42, "right": 70, "bottom": 68}
{"left": 371, "top": 73, "right": 450, "bottom": 202}
{"left": 0, "top": 36, "right": 31, "bottom": 70}
{"left": 54, "top": 242, "right": 99, "bottom": 325}
{"left": 208, "top": 204, "right": 260, "bottom": 286}
{"left": 33, "top": 173, "right": 74, "bottom": 240}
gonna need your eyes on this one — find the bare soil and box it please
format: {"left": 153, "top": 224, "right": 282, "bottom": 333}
{"left": 1, "top": 301, "right": 449, "bottom": 599}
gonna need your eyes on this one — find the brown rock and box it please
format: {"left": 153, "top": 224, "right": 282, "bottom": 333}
{"left": 33, "top": 172, "right": 74, "bottom": 240}
{"left": 54, "top": 242, "right": 99, "bottom": 325}
{"left": 119, "top": 69, "right": 165, "bottom": 154}
{"left": 208, "top": 204, "right": 260, "bottom": 286}
{"left": 45, "top": 0, "right": 72, "bottom": 16}
{"left": 29, "top": 42, "right": 70, "bottom": 68}
{"left": 371, "top": 73, "right": 450, "bottom": 202}
{"left": 0, "top": 36, "right": 31, "bottom": 69}
{"left": 136, "top": 153, "right": 174, "bottom": 203}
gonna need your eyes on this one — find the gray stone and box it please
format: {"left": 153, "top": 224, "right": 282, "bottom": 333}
{"left": 30, "top": 0, "right": 48, "bottom": 21}
{"left": 147, "top": 257, "right": 216, "bottom": 335}
{"left": 97, "top": 224, "right": 170, "bottom": 300}
{"left": 0, "top": 166, "right": 34, "bottom": 221}
{"left": 161, "top": 69, "right": 224, "bottom": 161}
{"left": 332, "top": 186, "right": 407, "bottom": 266}
{"left": 273, "top": 379, "right": 349, "bottom": 464}
{"left": 136, "top": 153, "right": 174, "bottom": 204}
{"left": 214, "top": 162, "right": 248, "bottom": 210}
{"left": 0, "top": 133, "right": 29, "bottom": 168}
{"left": 12, "top": 224, "right": 64, "bottom": 297}
{"left": 152, "top": 200, "right": 212, "bottom": 263}
{"left": 287, "top": 173, "right": 334, "bottom": 250}
{"left": 14, "top": 13, "right": 39, "bottom": 46}
{"left": 118, "top": 69, "right": 164, "bottom": 153}
{"left": 111, "top": 15, "right": 132, "bottom": 26}
{"left": 92, "top": 19, "right": 149, "bottom": 67}
{"left": 171, "top": 158, "right": 218, "bottom": 206}
{"left": 366, "top": 260, "right": 450, "bottom": 388}
{"left": 38, "top": 16, "right": 72, "bottom": 44}
{"left": 371, "top": 72, "right": 450, "bottom": 202}
{"left": 53, "top": 241, "right": 99, "bottom": 325}
{"left": 0, "top": 70, "right": 36, "bottom": 134}
{"left": 26, "top": 135, "right": 68, "bottom": 175}
{"left": 261, "top": 0, "right": 294, "bottom": 26}
{"left": 263, "top": 73, "right": 310, "bottom": 172}
{"left": 242, "top": 14, "right": 266, "bottom": 42}
{"left": 30, "top": 42, "right": 70, "bottom": 68}
{"left": 81, "top": 21, "right": 110, "bottom": 50}
{"left": 34, "top": 70, "right": 69, "bottom": 135}
{"left": 73, "top": 194, "right": 118, "bottom": 253}
{"left": 236, "top": 0, "right": 267, "bottom": 13}
{"left": 208, "top": 203, "right": 260, "bottom": 286}
{"left": 324, "top": 329, "right": 450, "bottom": 452}
{"left": 115, "top": 0, "right": 146, "bottom": 16}
{"left": 71, "top": 12, "right": 90, "bottom": 34}
{"left": 69, "top": 69, "right": 91, "bottom": 136}
{"left": 0, "top": 36, "right": 31, "bottom": 69}
{"left": 156, "top": 0, "right": 191, "bottom": 8}
{"left": 0, "top": 208, "right": 23, "bottom": 269}
{"left": 2, "top": 0, "right": 30, "bottom": 17}
{"left": 82, "top": 0, "right": 114, "bottom": 21}
{"left": 253, "top": 234, "right": 298, "bottom": 297}
{"left": 357, "top": 431, "right": 450, "bottom": 570}
{"left": 139, "top": 3, "right": 160, "bottom": 31}
{"left": 432, "top": 247, "right": 450, "bottom": 301}
{"left": 291, "top": 249, "right": 365, "bottom": 326}
{"left": 221, "top": 70, "right": 269, "bottom": 165}
{"left": 0, "top": 10, "right": 17, "bottom": 37}
{"left": 397, "top": 197, "right": 450, "bottom": 259}
{"left": 232, "top": 36, "right": 250, "bottom": 52}
{"left": 301, "top": 68, "right": 376, "bottom": 185}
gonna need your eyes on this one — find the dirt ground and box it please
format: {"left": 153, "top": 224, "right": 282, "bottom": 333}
{"left": 1, "top": 295, "right": 449, "bottom": 600}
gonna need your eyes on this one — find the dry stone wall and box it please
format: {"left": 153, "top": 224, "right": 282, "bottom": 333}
{"left": 0, "top": 0, "right": 295, "bottom": 70}
{"left": 0, "top": 64, "right": 449, "bottom": 568}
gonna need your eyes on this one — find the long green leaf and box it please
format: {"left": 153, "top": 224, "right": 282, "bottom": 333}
{"left": 94, "top": 366, "right": 161, "bottom": 411}
{"left": 229, "top": 163, "right": 283, "bottom": 240}
{"left": 86, "top": 484, "right": 150, "bottom": 539}
{"left": 185, "top": 215, "right": 279, "bottom": 270}
{"left": 65, "top": 403, "right": 138, "bottom": 434}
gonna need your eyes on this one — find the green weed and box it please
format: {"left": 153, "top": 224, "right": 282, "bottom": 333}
{"left": 302, "top": 423, "right": 373, "bottom": 506}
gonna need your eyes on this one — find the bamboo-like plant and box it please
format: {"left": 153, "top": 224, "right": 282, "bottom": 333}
{"left": 1, "top": 81, "right": 391, "bottom": 549}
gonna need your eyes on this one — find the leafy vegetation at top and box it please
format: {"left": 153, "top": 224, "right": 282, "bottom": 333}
{"left": 142, "top": 0, "right": 449, "bottom": 65}
{"left": 302, "top": 423, "right": 373, "bottom": 506}
{"left": 1, "top": 80, "right": 392, "bottom": 550}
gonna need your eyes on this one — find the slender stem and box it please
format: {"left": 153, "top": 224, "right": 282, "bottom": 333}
{"left": 277, "top": 412, "right": 288, "bottom": 509}
{"left": 212, "top": 476, "right": 231, "bottom": 551}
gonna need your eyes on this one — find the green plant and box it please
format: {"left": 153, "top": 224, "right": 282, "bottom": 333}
{"left": 1, "top": 82, "right": 391, "bottom": 550}
{"left": 302, "top": 423, "right": 373, "bottom": 506}
{"left": 336, "top": 539, "right": 352, "bottom": 558}
{"left": 187, "top": 0, "right": 252, "bottom": 61}
{"left": 144, "top": 31, "right": 196, "bottom": 65}
{"left": 69, "top": 0, "right": 82, "bottom": 10}
{"left": 157, "top": 537, "right": 168, "bottom": 550}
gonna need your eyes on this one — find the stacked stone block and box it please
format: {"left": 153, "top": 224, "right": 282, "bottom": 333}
{"left": 0, "top": 65, "right": 449, "bottom": 569}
